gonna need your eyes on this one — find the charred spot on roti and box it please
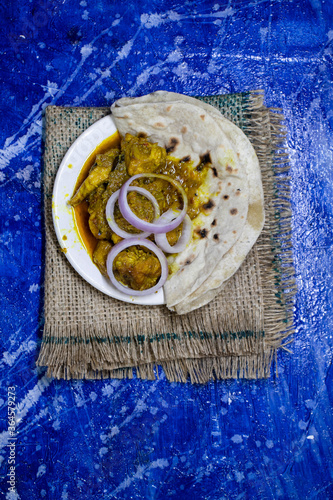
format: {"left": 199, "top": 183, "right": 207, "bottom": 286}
{"left": 181, "top": 155, "right": 191, "bottom": 163}
{"left": 137, "top": 132, "right": 147, "bottom": 138}
{"left": 200, "top": 152, "right": 212, "bottom": 165}
{"left": 226, "top": 165, "right": 233, "bottom": 173}
{"left": 166, "top": 137, "right": 179, "bottom": 153}
{"left": 166, "top": 105, "right": 172, "bottom": 112}
{"left": 182, "top": 254, "right": 195, "bottom": 266}
{"left": 202, "top": 199, "right": 215, "bottom": 211}
{"left": 230, "top": 208, "right": 238, "bottom": 215}
{"left": 196, "top": 228, "right": 208, "bottom": 238}
{"left": 200, "top": 114, "right": 205, "bottom": 121}
{"left": 236, "top": 189, "right": 241, "bottom": 196}
{"left": 212, "top": 167, "right": 218, "bottom": 177}
{"left": 196, "top": 152, "right": 212, "bottom": 172}
{"left": 213, "top": 233, "right": 219, "bottom": 241}
{"left": 211, "top": 219, "right": 217, "bottom": 226}
{"left": 155, "top": 122, "right": 165, "bottom": 128}
{"left": 181, "top": 126, "right": 187, "bottom": 134}
{"left": 233, "top": 230, "right": 237, "bottom": 234}
{"left": 223, "top": 195, "right": 229, "bottom": 200}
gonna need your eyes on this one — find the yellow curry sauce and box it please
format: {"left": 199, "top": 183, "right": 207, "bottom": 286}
{"left": 73, "top": 132, "right": 121, "bottom": 257}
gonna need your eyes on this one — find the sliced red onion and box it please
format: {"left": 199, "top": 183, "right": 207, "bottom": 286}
{"left": 105, "top": 187, "right": 160, "bottom": 239}
{"left": 106, "top": 238, "right": 169, "bottom": 296}
{"left": 155, "top": 209, "right": 192, "bottom": 253}
{"left": 118, "top": 173, "right": 187, "bottom": 234}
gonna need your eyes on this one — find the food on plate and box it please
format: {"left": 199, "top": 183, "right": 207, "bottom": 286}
{"left": 69, "top": 91, "right": 265, "bottom": 313}
{"left": 70, "top": 133, "right": 209, "bottom": 294}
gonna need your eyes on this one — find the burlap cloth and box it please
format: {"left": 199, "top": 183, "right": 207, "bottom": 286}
{"left": 37, "top": 91, "right": 296, "bottom": 382}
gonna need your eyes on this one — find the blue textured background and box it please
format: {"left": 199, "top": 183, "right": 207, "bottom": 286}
{"left": 1, "top": 1, "right": 333, "bottom": 499}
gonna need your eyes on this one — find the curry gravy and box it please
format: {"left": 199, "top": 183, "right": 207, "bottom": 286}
{"left": 73, "top": 132, "right": 120, "bottom": 257}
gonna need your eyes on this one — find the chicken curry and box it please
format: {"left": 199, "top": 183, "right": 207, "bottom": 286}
{"left": 70, "top": 133, "right": 210, "bottom": 291}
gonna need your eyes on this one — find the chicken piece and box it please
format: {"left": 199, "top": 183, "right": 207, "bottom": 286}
{"left": 111, "top": 233, "right": 123, "bottom": 245}
{"left": 113, "top": 246, "right": 161, "bottom": 291}
{"left": 88, "top": 185, "right": 113, "bottom": 240}
{"left": 88, "top": 159, "right": 129, "bottom": 240}
{"left": 122, "top": 134, "right": 166, "bottom": 176}
{"left": 69, "top": 149, "right": 119, "bottom": 206}
{"left": 92, "top": 240, "right": 113, "bottom": 277}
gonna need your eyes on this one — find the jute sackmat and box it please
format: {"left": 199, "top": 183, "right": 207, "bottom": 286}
{"left": 37, "top": 91, "right": 296, "bottom": 382}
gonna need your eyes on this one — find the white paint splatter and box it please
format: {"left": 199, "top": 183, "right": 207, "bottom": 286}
{"left": 16, "top": 376, "right": 51, "bottom": 424}
{"left": 2, "top": 339, "right": 37, "bottom": 367}
{"left": 110, "top": 458, "right": 169, "bottom": 495}
{"left": 105, "top": 90, "right": 115, "bottom": 101}
{"left": 172, "top": 62, "right": 189, "bottom": 77}
{"left": 80, "top": 44, "right": 94, "bottom": 59}
{"left": 298, "top": 420, "right": 308, "bottom": 430}
{"left": 151, "top": 458, "right": 169, "bottom": 469}
{"left": 99, "top": 447, "right": 108, "bottom": 457}
{"left": 140, "top": 13, "right": 164, "bottom": 29}
{"left": 260, "top": 27, "right": 268, "bottom": 43}
{"left": 102, "top": 384, "right": 114, "bottom": 397}
{"left": 0, "top": 122, "right": 42, "bottom": 170}
{"left": 231, "top": 434, "right": 243, "bottom": 444}
{"left": 110, "top": 426, "right": 119, "bottom": 437}
{"left": 6, "top": 489, "right": 20, "bottom": 500}
{"left": 90, "top": 392, "right": 97, "bottom": 402}
{"left": 167, "top": 49, "right": 183, "bottom": 63}
{"left": 53, "top": 419, "right": 61, "bottom": 431}
{"left": 29, "top": 284, "right": 39, "bottom": 293}
{"left": 265, "top": 440, "right": 274, "bottom": 449}
{"left": 118, "top": 40, "right": 133, "bottom": 60}
{"left": 37, "top": 464, "right": 46, "bottom": 478}
{"left": 215, "top": 7, "right": 235, "bottom": 18}
{"left": 120, "top": 406, "right": 128, "bottom": 415}
{"left": 41, "top": 81, "right": 59, "bottom": 97}
{"left": 235, "top": 470, "right": 245, "bottom": 482}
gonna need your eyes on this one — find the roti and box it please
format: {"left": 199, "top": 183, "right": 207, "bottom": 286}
{"left": 111, "top": 92, "right": 264, "bottom": 313}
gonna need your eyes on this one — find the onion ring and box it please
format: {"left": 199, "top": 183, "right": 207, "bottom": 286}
{"left": 155, "top": 209, "right": 192, "bottom": 253}
{"left": 106, "top": 238, "right": 169, "bottom": 296}
{"left": 105, "top": 186, "right": 160, "bottom": 239}
{"left": 118, "top": 173, "right": 188, "bottom": 234}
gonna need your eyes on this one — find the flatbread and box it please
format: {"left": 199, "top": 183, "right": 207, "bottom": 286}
{"left": 111, "top": 92, "right": 264, "bottom": 313}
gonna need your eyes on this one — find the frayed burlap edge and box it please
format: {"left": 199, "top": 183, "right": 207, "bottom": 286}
{"left": 244, "top": 92, "right": 296, "bottom": 368}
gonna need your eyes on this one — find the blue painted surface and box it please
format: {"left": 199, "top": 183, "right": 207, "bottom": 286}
{"left": 0, "top": 1, "right": 333, "bottom": 498}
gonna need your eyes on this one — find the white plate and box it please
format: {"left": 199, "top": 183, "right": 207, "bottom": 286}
{"left": 52, "top": 115, "right": 165, "bottom": 306}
